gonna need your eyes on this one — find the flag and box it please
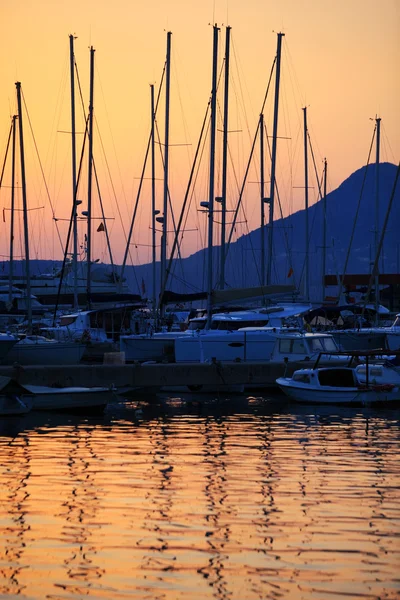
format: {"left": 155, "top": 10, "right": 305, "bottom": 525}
{"left": 287, "top": 267, "right": 294, "bottom": 278}
{"left": 97, "top": 222, "right": 105, "bottom": 232}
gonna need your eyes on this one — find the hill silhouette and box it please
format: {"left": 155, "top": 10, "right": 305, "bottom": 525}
{"left": 2, "top": 162, "right": 398, "bottom": 303}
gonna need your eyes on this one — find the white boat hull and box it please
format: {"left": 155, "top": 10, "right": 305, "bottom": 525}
{"left": 2, "top": 342, "right": 86, "bottom": 365}
{"left": 120, "top": 334, "right": 179, "bottom": 362}
{"left": 25, "top": 385, "right": 112, "bottom": 412}
{"left": 276, "top": 377, "right": 400, "bottom": 405}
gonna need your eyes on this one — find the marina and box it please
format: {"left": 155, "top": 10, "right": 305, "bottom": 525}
{"left": 0, "top": 2, "right": 399, "bottom": 598}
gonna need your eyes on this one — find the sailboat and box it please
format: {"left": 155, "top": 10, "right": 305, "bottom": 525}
{"left": 0, "top": 81, "right": 87, "bottom": 366}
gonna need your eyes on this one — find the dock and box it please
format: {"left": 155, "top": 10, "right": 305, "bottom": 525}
{"left": 0, "top": 360, "right": 309, "bottom": 392}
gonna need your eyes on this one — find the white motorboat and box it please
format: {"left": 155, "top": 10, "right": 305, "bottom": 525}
{"left": 1, "top": 335, "right": 86, "bottom": 365}
{"left": 276, "top": 350, "right": 400, "bottom": 405}
{"left": 0, "top": 375, "right": 34, "bottom": 415}
{"left": 120, "top": 303, "right": 312, "bottom": 363}
{"left": 24, "top": 384, "right": 114, "bottom": 413}
{"left": 174, "top": 328, "right": 344, "bottom": 364}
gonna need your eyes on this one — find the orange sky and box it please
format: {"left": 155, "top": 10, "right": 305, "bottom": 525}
{"left": 0, "top": 0, "right": 399, "bottom": 268}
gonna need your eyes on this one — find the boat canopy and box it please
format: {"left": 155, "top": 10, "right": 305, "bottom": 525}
{"left": 161, "top": 285, "right": 297, "bottom": 307}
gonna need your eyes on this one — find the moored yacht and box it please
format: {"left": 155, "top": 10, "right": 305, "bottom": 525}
{"left": 276, "top": 350, "right": 400, "bottom": 405}
{"left": 120, "top": 303, "right": 312, "bottom": 363}
{"left": 1, "top": 335, "right": 86, "bottom": 366}
{"left": 174, "top": 328, "right": 342, "bottom": 364}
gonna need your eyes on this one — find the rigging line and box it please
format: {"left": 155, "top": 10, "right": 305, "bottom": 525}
{"left": 0, "top": 117, "right": 13, "bottom": 190}
{"left": 294, "top": 131, "right": 324, "bottom": 290}
{"left": 153, "top": 119, "right": 184, "bottom": 269}
{"left": 162, "top": 114, "right": 208, "bottom": 294}
{"left": 94, "top": 65, "right": 131, "bottom": 250}
{"left": 75, "top": 54, "right": 137, "bottom": 274}
{"left": 290, "top": 131, "right": 325, "bottom": 294}
{"left": 361, "top": 162, "right": 400, "bottom": 319}
{"left": 263, "top": 119, "right": 296, "bottom": 288}
{"left": 51, "top": 117, "right": 88, "bottom": 325}
{"left": 74, "top": 57, "right": 88, "bottom": 124}
{"left": 224, "top": 54, "right": 276, "bottom": 255}
{"left": 92, "top": 158, "right": 116, "bottom": 284}
{"left": 119, "top": 67, "right": 165, "bottom": 291}
{"left": 168, "top": 109, "right": 211, "bottom": 289}
{"left": 167, "top": 271, "right": 205, "bottom": 293}
{"left": 178, "top": 114, "right": 211, "bottom": 264}
{"left": 159, "top": 102, "right": 210, "bottom": 307}
{"left": 381, "top": 122, "right": 396, "bottom": 164}
{"left": 337, "top": 127, "right": 376, "bottom": 303}
{"left": 283, "top": 41, "right": 305, "bottom": 110}
{"left": 21, "top": 89, "right": 64, "bottom": 254}
{"left": 165, "top": 55, "right": 225, "bottom": 289}
{"left": 161, "top": 84, "right": 212, "bottom": 290}
{"left": 230, "top": 36, "right": 253, "bottom": 147}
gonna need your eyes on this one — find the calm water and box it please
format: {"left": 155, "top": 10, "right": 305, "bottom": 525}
{"left": 0, "top": 394, "right": 399, "bottom": 600}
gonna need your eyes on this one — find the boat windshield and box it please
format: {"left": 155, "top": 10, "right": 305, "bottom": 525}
{"left": 279, "top": 338, "right": 307, "bottom": 354}
{"left": 307, "top": 336, "right": 338, "bottom": 353}
{"left": 292, "top": 372, "right": 311, "bottom": 383}
{"left": 187, "top": 320, "right": 207, "bottom": 331}
{"left": 60, "top": 316, "right": 78, "bottom": 326}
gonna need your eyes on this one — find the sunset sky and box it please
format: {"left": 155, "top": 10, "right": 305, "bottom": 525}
{"left": 0, "top": 0, "right": 399, "bottom": 269}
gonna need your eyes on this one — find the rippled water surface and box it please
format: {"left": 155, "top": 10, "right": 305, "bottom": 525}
{"left": 0, "top": 396, "right": 399, "bottom": 600}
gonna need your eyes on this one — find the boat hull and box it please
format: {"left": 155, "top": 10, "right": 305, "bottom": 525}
{"left": 25, "top": 385, "right": 112, "bottom": 413}
{"left": 2, "top": 342, "right": 86, "bottom": 365}
{"left": 276, "top": 377, "right": 400, "bottom": 405}
{"left": 120, "top": 335, "right": 178, "bottom": 362}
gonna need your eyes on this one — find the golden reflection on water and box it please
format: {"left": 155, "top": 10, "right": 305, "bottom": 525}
{"left": 0, "top": 403, "right": 399, "bottom": 600}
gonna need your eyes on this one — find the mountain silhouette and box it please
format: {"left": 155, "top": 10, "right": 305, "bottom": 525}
{"left": 2, "top": 162, "right": 398, "bottom": 304}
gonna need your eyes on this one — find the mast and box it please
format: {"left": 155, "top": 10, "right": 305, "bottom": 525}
{"left": 321, "top": 158, "right": 327, "bottom": 302}
{"left": 206, "top": 24, "right": 219, "bottom": 329}
{"left": 303, "top": 106, "right": 310, "bottom": 302}
{"left": 266, "top": 32, "right": 284, "bottom": 286}
{"left": 260, "top": 113, "right": 265, "bottom": 286}
{"left": 15, "top": 82, "right": 32, "bottom": 330}
{"left": 374, "top": 117, "right": 381, "bottom": 318}
{"left": 160, "top": 31, "right": 171, "bottom": 318}
{"left": 86, "top": 46, "right": 95, "bottom": 309}
{"left": 150, "top": 83, "right": 157, "bottom": 316}
{"left": 8, "top": 115, "right": 17, "bottom": 307}
{"left": 219, "top": 25, "right": 231, "bottom": 290}
{"left": 69, "top": 34, "right": 79, "bottom": 309}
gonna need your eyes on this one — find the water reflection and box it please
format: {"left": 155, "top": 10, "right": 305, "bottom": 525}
{"left": 0, "top": 400, "right": 399, "bottom": 599}
{"left": 56, "top": 423, "right": 104, "bottom": 595}
{"left": 0, "top": 432, "right": 31, "bottom": 596}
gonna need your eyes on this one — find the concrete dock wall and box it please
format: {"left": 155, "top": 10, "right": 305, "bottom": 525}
{"left": 0, "top": 360, "right": 312, "bottom": 390}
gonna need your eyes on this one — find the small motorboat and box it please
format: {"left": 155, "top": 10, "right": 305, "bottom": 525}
{"left": 24, "top": 384, "right": 115, "bottom": 414}
{"left": 0, "top": 375, "right": 34, "bottom": 415}
{"left": 276, "top": 349, "right": 400, "bottom": 406}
